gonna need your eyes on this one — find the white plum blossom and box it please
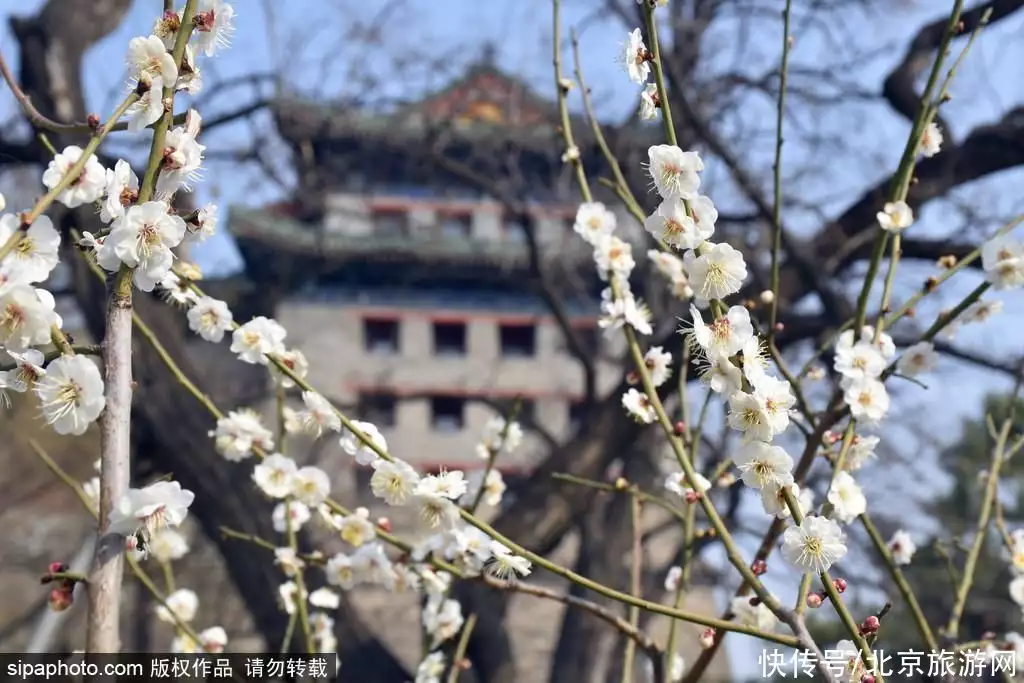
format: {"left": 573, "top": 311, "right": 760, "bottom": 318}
{"left": 41, "top": 146, "right": 106, "bottom": 209}
{"left": 417, "top": 470, "right": 468, "bottom": 501}
{"left": 274, "top": 547, "right": 305, "bottom": 577}
{"left": 837, "top": 326, "right": 896, "bottom": 361}
{"left": 919, "top": 121, "right": 943, "bottom": 157}
{"left": 846, "top": 434, "right": 880, "bottom": 471}
{"left": 298, "top": 391, "right": 342, "bottom": 436}
{"left": 252, "top": 454, "right": 297, "bottom": 499}
{"left": 230, "top": 316, "right": 287, "bottom": 364}
{"left": 760, "top": 483, "right": 814, "bottom": 520}
{"left": 981, "top": 235, "right": 1024, "bottom": 290}
{"left": 594, "top": 234, "right": 635, "bottom": 280}
{"left": 127, "top": 35, "right": 178, "bottom": 84}
{"left": 896, "top": 341, "right": 939, "bottom": 378}
{"left": 158, "top": 272, "right": 197, "bottom": 307}
{"left": 97, "top": 201, "right": 187, "bottom": 291}
{"left": 272, "top": 501, "right": 311, "bottom": 533}
{"left": 148, "top": 528, "right": 189, "bottom": 562}
{"left": 370, "top": 459, "right": 420, "bottom": 506}
{"left": 781, "top": 515, "right": 847, "bottom": 573}
{"left": 155, "top": 588, "right": 199, "bottom": 624}
{"left": 186, "top": 296, "right": 234, "bottom": 342}
{"left": 684, "top": 243, "right": 747, "bottom": 302}
{"left": 477, "top": 416, "right": 524, "bottom": 459}
{"left": 339, "top": 507, "right": 376, "bottom": 548}
{"left": 665, "top": 471, "right": 711, "bottom": 500}
{"left": 0, "top": 348, "right": 45, "bottom": 393}
{"left": 751, "top": 374, "right": 795, "bottom": 437}
{"left": 423, "top": 597, "right": 464, "bottom": 647}
{"left": 292, "top": 466, "right": 331, "bottom": 507}
{"left": 309, "top": 587, "right": 341, "bottom": 610}
{"left": 730, "top": 596, "right": 779, "bottom": 633}
{"left": 599, "top": 291, "right": 653, "bottom": 336}
{"left": 644, "top": 197, "right": 712, "bottom": 250}
{"left": 156, "top": 124, "right": 206, "bottom": 196}
{"left": 727, "top": 391, "right": 772, "bottom": 442}
{"left": 126, "top": 78, "right": 165, "bottom": 132}
{"left": 187, "top": 203, "right": 219, "bottom": 242}
{"left": 211, "top": 408, "right": 274, "bottom": 461}
{"left": 573, "top": 203, "right": 616, "bottom": 245}
{"left": 463, "top": 469, "right": 506, "bottom": 507}
{"left": 844, "top": 378, "right": 890, "bottom": 424}
{"left": 664, "top": 566, "right": 682, "bottom": 592}
{"left": 699, "top": 351, "right": 743, "bottom": 395}
{"left": 888, "top": 529, "right": 917, "bottom": 566}
{"left": 643, "top": 346, "right": 673, "bottom": 387}
{"left": 647, "top": 145, "right": 703, "bottom": 200}
{"left": 640, "top": 83, "right": 659, "bottom": 120}
{"left": 687, "top": 304, "right": 753, "bottom": 358}
{"left": 100, "top": 160, "right": 139, "bottom": 223}
{"left": 34, "top": 356, "right": 106, "bottom": 436}
{"left": 413, "top": 493, "right": 460, "bottom": 530}
{"left": 341, "top": 420, "right": 387, "bottom": 465}
{"left": 0, "top": 285, "right": 61, "bottom": 352}
{"left": 834, "top": 340, "right": 886, "bottom": 383}
{"left": 194, "top": 0, "right": 237, "bottom": 57}
{"left": 733, "top": 441, "right": 794, "bottom": 490}
{"left": 416, "top": 652, "right": 446, "bottom": 683}
{"left": 622, "top": 388, "right": 657, "bottom": 423}
{"left": 963, "top": 298, "right": 1003, "bottom": 324}
{"left": 0, "top": 214, "right": 60, "bottom": 283}
{"left": 620, "top": 28, "right": 650, "bottom": 84}
{"left": 109, "top": 480, "right": 195, "bottom": 538}
{"left": 876, "top": 200, "right": 914, "bottom": 232}
{"left": 827, "top": 471, "right": 867, "bottom": 524}
{"left": 487, "top": 541, "right": 532, "bottom": 579}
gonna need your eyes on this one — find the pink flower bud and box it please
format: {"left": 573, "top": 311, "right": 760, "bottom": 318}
{"left": 833, "top": 577, "right": 848, "bottom": 593}
{"left": 805, "top": 592, "right": 823, "bottom": 609}
{"left": 751, "top": 559, "right": 768, "bottom": 576}
{"left": 699, "top": 628, "right": 716, "bottom": 649}
{"left": 860, "top": 615, "right": 880, "bottom": 634}
{"left": 48, "top": 588, "right": 73, "bottom": 612}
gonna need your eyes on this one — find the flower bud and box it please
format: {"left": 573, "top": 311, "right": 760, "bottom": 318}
{"left": 759, "top": 290, "right": 775, "bottom": 305}
{"left": 805, "top": 592, "right": 823, "bottom": 609}
{"left": 87, "top": 114, "right": 101, "bottom": 131}
{"left": 751, "top": 559, "right": 767, "bottom": 576}
{"left": 860, "top": 675, "right": 875, "bottom": 683}
{"left": 376, "top": 517, "right": 392, "bottom": 533}
{"left": 684, "top": 490, "right": 701, "bottom": 504}
{"left": 860, "top": 615, "right": 880, "bottom": 634}
{"left": 833, "top": 577, "right": 848, "bottom": 593}
{"left": 673, "top": 421, "right": 686, "bottom": 436}
{"left": 47, "top": 561, "right": 68, "bottom": 575}
{"left": 699, "top": 628, "right": 716, "bottom": 649}
{"left": 49, "top": 588, "right": 73, "bottom": 612}
{"left": 614, "top": 477, "right": 629, "bottom": 491}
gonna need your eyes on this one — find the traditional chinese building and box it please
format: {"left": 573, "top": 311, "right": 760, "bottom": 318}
{"left": 227, "top": 52, "right": 648, "bottom": 476}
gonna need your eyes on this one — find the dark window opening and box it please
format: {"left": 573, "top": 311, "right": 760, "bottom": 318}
{"left": 374, "top": 210, "right": 408, "bottom": 237}
{"left": 430, "top": 396, "right": 465, "bottom": 432}
{"left": 500, "top": 323, "right": 536, "bottom": 358}
{"left": 439, "top": 213, "right": 472, "bottom": 239}
{"left": 569, "top": 326, "right": 600, "bottom": 356}
{"left": 568, "top": 400, "right": 587, "bottom": 434}
{"left": 363, "top": 319, "right": 400, "bottom": 354}
{"left": 504, "top": 219, "right": 527, "bottom": 244}
{"left": 433, "top": 322, "right": 467, "bottom": 356}
{"left": 359, "top": 392, "right": 397, "bottom": 428}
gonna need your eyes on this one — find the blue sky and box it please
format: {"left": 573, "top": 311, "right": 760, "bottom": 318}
{"left": 2, "top": 0, "right": 1024, "bottom": 677}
